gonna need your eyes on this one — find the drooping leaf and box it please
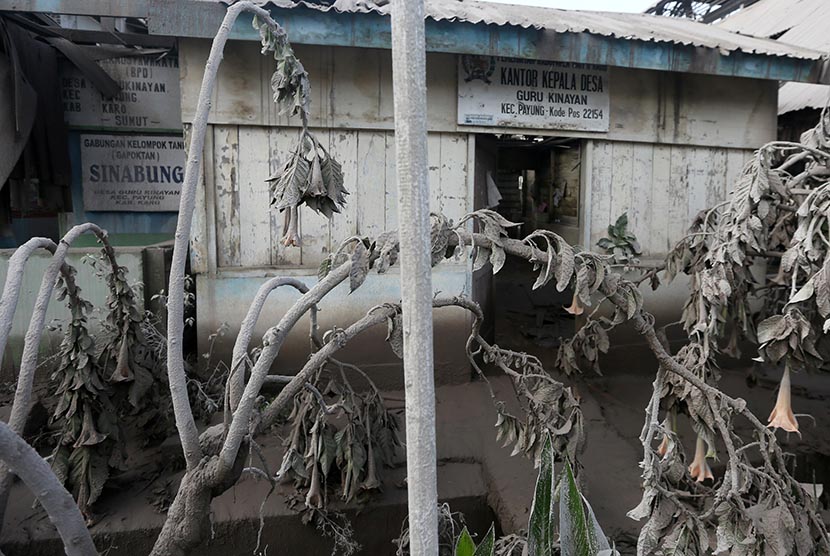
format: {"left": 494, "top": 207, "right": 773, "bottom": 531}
{"left": 474, "top": 523, "right": 496, "bottom": 556}
{"left": 350, "top": 241, "right": 370, "bottom": 293}
{"left": 387, "top": 313, "right": 404, "bottom": 359}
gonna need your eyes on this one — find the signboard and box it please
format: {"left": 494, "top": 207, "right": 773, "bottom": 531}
{"left": 80, "top": 134, "right": 185, "bottom": 212}
{"left": 457, "top": 56, "right": 609, "bottom": 132}
{"left": 62, "top": 56, "right": 181, "bottom": 132}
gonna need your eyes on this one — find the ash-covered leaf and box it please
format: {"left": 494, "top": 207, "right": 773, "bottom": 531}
{"left": 386, "top": 313, "right": 404, "bottom": 359}
{"left": 349, "top": 241, "right": 370, "bottom": 293}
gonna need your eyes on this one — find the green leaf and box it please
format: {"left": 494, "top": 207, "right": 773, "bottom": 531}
{"left": 474, "top": 523, "right": 496, "bottom": 556}
{"left": 454, "top": 527, "right": 476, "bottom": 556}
{"left": 318, "top": 257, "right": 332, "bottom": 281}
{"left": 559, "top": 459, "right": 611, "bottom": 556}
{"left": 527, "top": 434, "right": 555, "bottom": 556}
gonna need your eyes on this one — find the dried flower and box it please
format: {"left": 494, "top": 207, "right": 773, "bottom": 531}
{"left": 768, "top": 366, "right": 799, "bottom": 434}
{"left": 657, "top": 434, "right": 670, "bottom": 458}
{"left": 564, "top": 292, "right": 584, "bottom": 316}
{"left": 688, "top": 435, "right": 713, "bottom": 483}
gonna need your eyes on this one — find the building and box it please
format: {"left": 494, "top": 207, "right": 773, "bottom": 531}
{"left": 2, "top": 0, "right": 827, "bottom": 383}
{"left": 718, "top": 0, "right": 830, "bottom": 140}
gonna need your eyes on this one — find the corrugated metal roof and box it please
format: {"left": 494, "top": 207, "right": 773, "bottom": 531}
{"left": 718, "top": 0, "right": 830, "bottom": 114}
{"left": 779, "top": 82, "right": 830, "bottom": 113}
{"left": 265, "top": 0, "right": 824, "bottom": 60}
{"left": 719, "top": 0, "right": 829, "bottom": 50}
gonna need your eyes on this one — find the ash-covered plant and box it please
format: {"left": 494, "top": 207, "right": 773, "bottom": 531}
{"left": 449, "top": 202, "right": 830, "bottom": 555}
{"left": 48, "top": 264, "right": 120, "bottom": 521}
{"left": 254, "top": 13, "right": 348, "bottom": 247}
{"left": 625, "top": 108, "right": 830, "bottom": 556}
{"left": 394, "top": 502, "right": 470, "bottom": 556}
{"left": 188, "top": 322, "right": 231, "bottom": 424}
{"left": 477, "top": 341, "right": 584, "bottom": 465}
{"left": 597, "top": 212, "right": 642, "bottom": 264}
{"left": 321, "top": 214, "right": 588, "bottom": 468}
{"left": 85, "top": 250, "right": 172, "bottom": 441}
{"left": 275, "top": 358, "right": 401, "bottom": 509}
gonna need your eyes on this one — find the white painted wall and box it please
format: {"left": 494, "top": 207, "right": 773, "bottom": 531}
{"left": 585, "top": 140, "right": 755, "bottom": 257}
{"left": 189, "top": 125, "right": 469, "bottom": 272}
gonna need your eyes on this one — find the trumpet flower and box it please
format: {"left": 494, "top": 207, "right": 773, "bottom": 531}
{"left": 768, "top": 366, "right": 799, "bottom": 434}
{"left": 564, "top": 292, "right": 584, "bottom": 316}
{"left": 688, "top": 435, "right": 714, "bottom": 483}
{"left": 657, "top": 434, "right": 670, "bottom": 458}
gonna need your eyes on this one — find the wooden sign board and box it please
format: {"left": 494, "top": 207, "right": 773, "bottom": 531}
{"left": 80, "top": 134, "right": 185, "bottom": 212}
{"left": 458, "top": 56, "right": 610, "bottom": 132}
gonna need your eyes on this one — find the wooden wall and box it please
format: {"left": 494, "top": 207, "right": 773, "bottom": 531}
{"left": 190, "top": 125, "right": 470, "bottom": 272}
{"left": 179, "top": 38, "right": 777, "bottom": 269}
{"left": 587, "top": 140, "right": 754, "bottom": 257}
{"left": 179, "top": 39, "right": 777, "bottom": 149}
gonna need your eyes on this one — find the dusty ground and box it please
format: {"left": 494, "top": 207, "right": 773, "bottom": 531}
{"left": 1, "top": 365, "right": 828, "bottom": 554}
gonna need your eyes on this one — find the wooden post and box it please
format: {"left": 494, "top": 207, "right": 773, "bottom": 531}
{"left": 390, "top": 1, "right": 438, "bottom": 555}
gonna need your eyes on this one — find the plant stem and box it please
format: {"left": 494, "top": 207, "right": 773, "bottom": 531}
{"left": 0, "top": 224, "right": 109, "bottom": 529}
{"left": 0, "top": 421, "right": 97, "bottom": 556}
{"left": 228, "top": 277, "right": 316, "bottom": 410}
{"left": 166, "top": 0, "right": 286, "bottom": 471}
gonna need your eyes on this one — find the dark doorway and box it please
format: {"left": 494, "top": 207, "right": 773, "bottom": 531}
{"left": 475, "top": 134, "right": 583, "bottom": 366}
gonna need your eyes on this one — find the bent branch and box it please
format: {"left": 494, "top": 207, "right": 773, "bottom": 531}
{"left": 0, "top": 224, "right": 118, "bottom": 529}
{"left": 0, "top": 237, "right": 57, "bottom": 367}
{"left": 166, "top": 0, "right": 301, "bottom": 472}
{"left": 229, "top": 277, "right": 318, "bottom": 410}
{"left": 0, "top": 421, "right": 97, "bottom": 556}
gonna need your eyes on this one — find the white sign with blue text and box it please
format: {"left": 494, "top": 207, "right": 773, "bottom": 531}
{"left": 458, "top": 56, "right": 610, "bottom": 132}
{"left": 80, "top": 134, "right": 185, "bottom": 212}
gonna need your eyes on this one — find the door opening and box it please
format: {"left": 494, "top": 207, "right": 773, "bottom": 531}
{"left": 478, "top": 134, "right": 584, "bottom": 365}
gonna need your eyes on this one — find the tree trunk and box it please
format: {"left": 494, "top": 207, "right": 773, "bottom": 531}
{"left": 148, "top": 466, "right": 215, "bottom": 556}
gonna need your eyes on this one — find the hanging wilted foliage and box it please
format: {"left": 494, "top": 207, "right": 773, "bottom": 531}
{"left": 253, "top": 13, "right": 348, "bottom": 246}
{"left": 49, "top": 265, "right": 119, "bottom": 519}
{"left": 275, "top": 361, "right": 401, "bottom": 509}
{"left": 87, "top": 250, "right": 172, "bottom": 440}
{"left": 626, "top": 110, "right": 830, "bottom": 555}
{"left": 268, "top": 130, "right": 348, "bottom": 220}
{"left": 253, "top": 13, "right": 310, "bottom": 120}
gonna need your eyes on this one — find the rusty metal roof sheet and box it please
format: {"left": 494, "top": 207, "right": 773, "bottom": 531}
{"left": 265, "top": 0, "right": 825, "bottom": 60}
{"left": 718, "top": 0, "right": 829, "bottom": 114}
